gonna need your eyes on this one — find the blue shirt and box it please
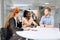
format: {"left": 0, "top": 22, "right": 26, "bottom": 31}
{"left": 40, "top": 15, "right": 54, "bottom": 25}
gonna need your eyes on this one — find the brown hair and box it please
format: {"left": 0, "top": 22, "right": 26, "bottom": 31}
{"left": 5, "top": 7, "right": 20, "bottom": 28}
{"left": 44, "top": 7, "right": 51, "bottom": 12}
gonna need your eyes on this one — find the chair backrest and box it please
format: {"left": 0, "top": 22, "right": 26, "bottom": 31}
{"left": 59, "top": 23, "right": 60, "bottom": 31}
{"left": 1, "top": 28, "right": 7, "bottom": 40}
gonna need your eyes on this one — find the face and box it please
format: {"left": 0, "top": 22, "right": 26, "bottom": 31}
{"left": 15, "top": 12, "right": 20, "bottom": 18}
{"left": 26, "top": 12, "right": 31, "bottom": 19}
{"left": 44, "top": 9, "right": 50, "bottom": 16}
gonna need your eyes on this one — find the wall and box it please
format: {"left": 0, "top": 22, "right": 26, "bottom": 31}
{"left": 0, "top": 0, "right": 2, "bottom": 28}
{"left": 1, "top": 0, "right": 60, "bottom": 28}
{"left": 54, "top": 7, "right": 60, "bottom": 28}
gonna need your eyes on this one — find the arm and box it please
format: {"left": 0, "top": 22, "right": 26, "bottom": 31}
{"left": 39, "top": 16, "right": 45, "bottom": 28}
{"left": 9, "top": 18, "right": 15, "bottom": 31}
{"left": 46, "top": 16, "right": 54, "bottom": 28}
{"left": 32, "top": 18, "right": 38, "bottom": 27}
{"left": 51, "top": 16, "right": 54, "bottom": 26}
{"left": 22, "top": 20, "right": 31, "bottom": 28}
{"left": 45, "top": 16, "right": 54, "bottom": 28}
{"left": 22, "top": 18, "right": 33, "bottom": 29}
{"left": 9, "top": 18, "right": 22, "bottom": 31}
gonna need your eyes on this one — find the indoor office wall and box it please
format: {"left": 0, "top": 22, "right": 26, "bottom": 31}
{"left": 53, "top": 0, "right": 60, "bottom": 28}
{"left": 0, "top": 0, "right": 14, "bottom": 28}
{"left": 1, "top": 0, "right": 41, "bottom": 28}
{"left": 3, "top": 0, "right": 13, "bottom": 28}
{"left": 0, "top": 0, "right": 2, "bottom": 28}
{"left": 1, "top": 0, "right": 60, "bottom": 28}
{"left": 3, "top": 0, "right": 40, "bottom": 27}
{"left": 55, "top": 7, "right": 60, "bottom": 28}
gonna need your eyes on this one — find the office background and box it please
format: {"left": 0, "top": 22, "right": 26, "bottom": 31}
{"left": 0, "top": 0, "right": 60, "bottom": 40}
{"left": 0, "top": 0, "right": 60, "bottom": 29}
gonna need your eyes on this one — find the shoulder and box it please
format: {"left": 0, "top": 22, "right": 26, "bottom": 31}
{"left": 9, "top": 17, "right": 15, "bottom": 22}
{"left": 29, "top": 17, "right": 33, "bottom": 21}
{"left": 41, "top": 16, "right": 45, "bottom": 19}
{"left": 22, "top": 17, "right": 26, "bottom": 20}
{"left": 50, "top": 15, "right": 54, "bottom": 18}
{"left": 22, "top": 17, "right": 26, "bottom": 22}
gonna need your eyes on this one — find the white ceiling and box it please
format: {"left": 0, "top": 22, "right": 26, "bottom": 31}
{"left": 11, "top": 0, "right": 56, "bottom": 5}
{"left": 3, "top": 0, "right": 60, "bottom": 6}
{"left": 4, "top": 0, "right": 60, "bottom": 9}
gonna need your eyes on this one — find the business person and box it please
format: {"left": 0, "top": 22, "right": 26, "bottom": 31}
{"left": 22, "top": 10, "right": 38, "bottom": 30}
{"left": 5, "top": 7, "right": 22, "bottom": 40}
{"left": 40, "top": 7, "right": 54, "bottom": 28}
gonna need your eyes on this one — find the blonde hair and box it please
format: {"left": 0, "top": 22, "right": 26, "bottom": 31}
{"left": 5, "top": 7, "right": 20, "bottom": 28}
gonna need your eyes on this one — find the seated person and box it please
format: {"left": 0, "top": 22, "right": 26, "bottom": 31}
{"left": 39, "top": 7, "right": 54, "bottom": 28}
{"left": 5, "top": 7, "right": 22, "bottom": 40}
{"left": 22, "top": 10, "right": 38, "bottom": 30}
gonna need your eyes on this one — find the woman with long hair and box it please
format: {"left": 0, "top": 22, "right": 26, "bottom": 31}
{"left": 5, "top": 7, "right": 21, "bottom": 40}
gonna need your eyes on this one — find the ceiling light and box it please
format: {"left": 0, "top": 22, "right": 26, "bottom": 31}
{"left": 45, "top": 3, "right": 49, "bottom": 4}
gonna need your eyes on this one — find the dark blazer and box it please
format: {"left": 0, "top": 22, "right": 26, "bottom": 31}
{"left": 5, "top": 17, "right": 23, "bottom": 40}
{"left": 9, "top": 17, "right": 23, "bottom": 31}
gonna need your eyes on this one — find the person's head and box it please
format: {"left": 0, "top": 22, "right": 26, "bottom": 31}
{"left": 13, "top": 7, "right": 21, "bottom": 18}
{"left": 44, "top": 7, "right": 51, "bottom": 16}
{"left": 24, "top": 10, "right": 31, "bottom": 19}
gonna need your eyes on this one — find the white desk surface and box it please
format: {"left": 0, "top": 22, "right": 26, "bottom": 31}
{"left": 16, "top": 27, "right": 60, "bottom": 40}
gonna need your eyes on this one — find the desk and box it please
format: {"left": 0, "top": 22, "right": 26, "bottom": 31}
{"left": 16, "top": 27, "right": 60, "bottom": 40}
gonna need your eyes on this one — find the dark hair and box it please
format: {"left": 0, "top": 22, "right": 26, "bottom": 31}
{"left": 24, "top": 10, "right": 30, "bottom": 17}
{"left": 44, "top": 7, "right": 51, "bottom": 12}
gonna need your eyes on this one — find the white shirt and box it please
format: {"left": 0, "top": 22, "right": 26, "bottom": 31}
{"left": 22, "top": 17, "right": 37, "bottom": 28}
{"left": 14, "top": 17, "right": 17, "bottom": 27}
